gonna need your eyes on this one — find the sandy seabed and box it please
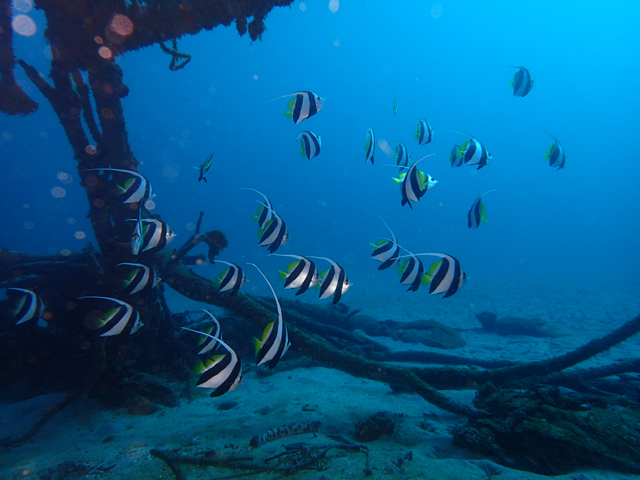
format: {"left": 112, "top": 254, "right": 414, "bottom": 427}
{"left": 1, "top": 276, "right": 639, "bottom": 480}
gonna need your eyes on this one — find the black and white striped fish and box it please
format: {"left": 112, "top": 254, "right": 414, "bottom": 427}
{"left": 183, "top": 327, "right": 242, "bottom": 397}
{"left": 467, "top": 190, "right": 496, "bottom": 229}
{"left": 215, "top": 260, "right": 246, "bottom": 295}
{"left": 309, "top": 257, "right": 351, "bottom": 304}
{"left": 370, "top": 216, "right": 400, "bottom": 270}
{"left": 544, "top": 134, "right": 566, "bottom": 170}
{"left": 284, "top": 91, "right": 325, "bottom": 124}
{"left": 415, "top": 118, "right": 434, "bottom": 146}
{"left": 393, "top": 155, "right": 437, "bottom": 209}
{"left": 510, "top": 66, "right": 534, "bottom": 97}
{"left": 297, "top": 131, "right": 321, "bottom": 160}
{"left": 397, "top": 254, "right": 427, "bottom": 292}
{"left": 79, "top": 296, "right": 142, "bottom": 336}
{"left": 426, "top": 253, "right": 467, "bottom": 298}
{"left": 195, "top": 309, "right": 223, "bottom": 355}
{"left": 82, "top": 168, "right": 155, "bottom": 204}
{"left": 364, "top": 127, "right": 375, "bottom": 165}
{"left": 273, "top": 254, "right": 319, "bottom": 295}
{"left": 449, "top": 144, "right": 464, "bottom": 167}
{"left": 127, "top": 218, "right": 176, "bottom": 254}
{"left": 6, "top": 288, "right": 44, "bottom": 325}
{"left": 258, "top": 215, "right": 289, "bottom": 254}
{"left": 117, "top": 262, "right": 161, "bottom": 295}
{"left": 244, "top": 188, "right": 277, "bottom": 230}
{"left": 249, "top": 263, "right": 290, "bottom": 369}
{"left": 395, "top": 142, "right": 409, "bottom": 170}
{"left": 456, "top": 133, "right": 491, "bottom": 170}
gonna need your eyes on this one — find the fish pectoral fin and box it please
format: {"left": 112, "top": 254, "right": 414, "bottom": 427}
{"left": 421, "top": 274, "right": 432, "bottom": 286}
{"left": 278, "top": 270, "right": 288, "bottom": 281}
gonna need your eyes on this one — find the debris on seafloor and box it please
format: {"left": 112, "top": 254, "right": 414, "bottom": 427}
{"left": 249, "top": 420, "right": 322, "bottom": 449}
{"left": 476, "top": 311, "right": 564, "bottom": 337}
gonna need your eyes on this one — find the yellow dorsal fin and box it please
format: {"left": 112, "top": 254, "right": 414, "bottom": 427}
{"left": 197, "top": 326, "right": 214, "bottom": 346}
{"left": 261, "top": 321, "right": 274, "bottom": 341}
{"left": 253, "top": 337, "right": 263, "bottom": 356}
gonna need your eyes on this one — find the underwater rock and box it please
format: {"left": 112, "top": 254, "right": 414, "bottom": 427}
{"left": 451, "top": 383, "right": 640, "bottom": 475}
{"left": 476, "top": 311, "right": 563, "bottom": 337}
{"left": 354, "top": 411, "right": 399, "bottom": 442}
{"left": 359, "top": 317, "right": 466, "bottom": 349}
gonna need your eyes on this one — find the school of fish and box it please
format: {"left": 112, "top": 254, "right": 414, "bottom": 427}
{"left": 1, "top": 71, "right": 567, "bottom": 397}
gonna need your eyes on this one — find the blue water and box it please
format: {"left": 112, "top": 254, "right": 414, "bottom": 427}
{"left": 1, "top": 1, "right": 639, "bottom": 300}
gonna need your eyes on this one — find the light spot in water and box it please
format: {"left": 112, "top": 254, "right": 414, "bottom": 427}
{"left": 209, "top": 87, "right": 216, "bottom": 95}
{"left": 378, "top": 139, "right": 393, "bottom": 157}
{"left": 333, "top": 39, "right": 340, "bottom": 47}
{"left": 101, "top": 107, "right": 114, "bottom": 119}
{"left": 23, "top": 221, "right": 34, "bottom": 230}
{"left": 328, "top": 0, "right": 339, "bottom": 13}
{"left": 75, "top": 231, "right": 86, "bottom": 240}
{"left": 317, "top": 198, "right": 328, "bottom": 207}
{"left": 144, "top": 200, "right": 156, "bottom": 210}
{"left": 98, "top": 46, "right": 113, "bottom": 60}
{"left": 299, "top": 2, "right": 307, "bottom": 11}
{"left": 61, "top": 249, "right": 71, "bottom": 256}
{"left": 85, "top": 145, "right": 98, "bottom": 155}
{"left": 94, "top": 36, "right": 104, "bottom": 45}
{"left": 13, "top": 0, "right": 33, "bottom": 13}
{"left": 110, "top": 14, "right": 134, "bottom": 36}
{"left": 253, "top": 74, "right": 259, "bottom": 80}
{"left": 23, "top": 204, "right": 30, "bottom": 209}
{"left": 67, "top": 217, "right": 76, "bottom": 225}
{"left": 200, "top": 98, "right": 212, "bottom": 110}
{"left": 12, "top": 15, "right": 36, "bottom": 36}
{"left": 182, "top": 129, "right": 190, "bottom": 138}
{"left": 431, "top": 4, "right": 443, "bottom": 18}
{"left": 2, "top": 132, "right": 13, "bottom": 141}
{"left": 93, "top": 198, "right": 105, "bottom": 208}
{"left": 51, "top": 186, "right": 66, "bottom": 198}
{"left": 179, "top": 138, "right": 191, "bottom": 149}
{"left": 162, "top": 163, "right": 180, "bottom": 179}
{"left": 57, "top": 172, "right": 73, "bottom": 184}
{"left": 186, "top": 222, "right": 196, "bottom": 231}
